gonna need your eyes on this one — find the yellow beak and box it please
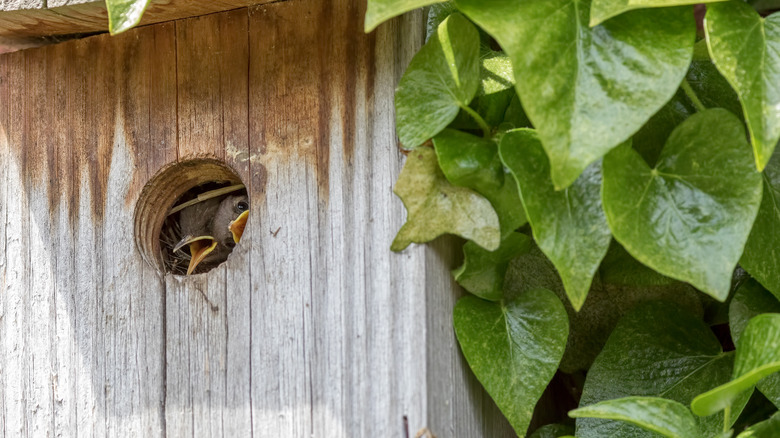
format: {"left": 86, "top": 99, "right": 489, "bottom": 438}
{"left": 229, "top": 210, "right": 249, "bottom": 243}
{"left": 174, "top": 235, "right": 218, "bottom": 275}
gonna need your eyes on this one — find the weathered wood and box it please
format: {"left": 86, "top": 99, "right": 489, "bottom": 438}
{"left": 0, "top": 0, "right": 274, "bottom": 38}
{"left": 0, "top": 3, "right": 515, "bottom": 437}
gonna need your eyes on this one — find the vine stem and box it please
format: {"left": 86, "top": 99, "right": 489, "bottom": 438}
{"left": 723, "top": 405, "right": 731, "bottom": 434}
{"left": 460, "top": 104, "right": 491, "bottom": 138}
{"left": 681, "top": 79, "right": 707, "bottom": 113}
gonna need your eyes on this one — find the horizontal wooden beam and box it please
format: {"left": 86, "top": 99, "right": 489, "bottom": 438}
{"left": 0, "top": 0, "right": 276, "bottom": 39}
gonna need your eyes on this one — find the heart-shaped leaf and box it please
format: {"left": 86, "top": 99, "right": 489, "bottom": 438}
{"left": 590, "top": 0, "right": 727, "bottom": 27}
{"left": 433, "top": 129, "right": 527, "bottom": 236}
{"left": 705, "top": 2, "right": 780, "bottom": 170}
{"left": 453, "top": 232, "right": 531, "bottom": 301}
{"left": 571, "top": 396, "right": 701, "bottom": 438}
{"left": 454, "top": 0, "right": 695, "bottom": 188}
{"left": 500, "top": 129, "right": 611, "bottom": 310}
{"left": 454, "top": 290, "right": 569, "bottom": 436}
{"left": 599, "top": 241, "right": 675, "bottom": 286}
{"left": 736, "top": 412, "right": 780, "bottom": 438}
{"left": 602, "top": 109, "right": 763, "bottom": 301}
{"left": 729, "top": 280, "right": 780, "bottom": 409}
{"left": 365, "top": 0, "right": 440, "bottom": 32}
{"left": 395, "top": 13, "right": 480, "bottom": 149}
{"left": 691, "top": 314, "right": 780, "bottom": 417}
{"left": 106, "top": 0, "right": 150, "bottom": 34}
{"left": 741, "top": 152, "right": 780, "bottom": 301}
{"left": 576, "top": 301, "right": 747, "bottom": 438}
{"left": 391, "top": 147, "right": 500, "bottom": 251}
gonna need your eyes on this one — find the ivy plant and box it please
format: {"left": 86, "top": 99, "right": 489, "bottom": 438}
{"left": 104, "top": 0, "right": 151, "bottom": 35}
{"left": 367, "top": 1, "right": 780, "bottom": 437}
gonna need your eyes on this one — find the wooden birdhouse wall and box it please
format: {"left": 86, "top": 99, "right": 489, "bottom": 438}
{"left": 0, "top": 1, "right": 513, "bottom": 436}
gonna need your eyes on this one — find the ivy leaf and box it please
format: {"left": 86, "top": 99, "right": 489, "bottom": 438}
{"left": 426, "top": 2, "right": 458, "bottom": 41}
{"left": 453, "top": 290, "right": 569, "bottom": 436}
{"left": 590, "top": 0, "right": 727, "bottom": 27}
{"left": 705, "top": 2, "right": 780, "bottom": 170}
{"left": 729, "top": 280, "right": 780, "bottom": 408}
{"left": 691, "top": 314, "right": 780, "bottom": 417}
{"left": 500, "top": 129, "right": 611, "bottom": 311}
{"left": 529, "top": 424, "right": 575, "bottom": 438}
{"left": 433, "top": 129, "right": 527, "bottom": 236}
{"left": 448, "top": 53, "right": 517, "bottom": 131}
{"left": 571, "top": 396, "right": 701, "bottom": 438}
{"left": 741, "top": 152, "right": 780, "bottom": 301}
{"left": 576, "top": 301, "right": 747, "bottom": 438}
{"left": 453, "top": 232, "right": 532, "bottom": 301}
{"left": 391, "top": 147, "right": 500, "bottom": 251}
{"left": 602, "top": 109, "right": 763, "bottom": 301}
{"left": 454, "top": 0, "right": 694, "bottom": 188}
{"left": 365, "top": 0, "right": 440, "bottom": 32}
{"left": 736, "top": 412, "right": 780, "bottom": 438}
{"left": 106, "top": 0, "right": 150, "bottom": 34}
{"left": 395, "top": 13, "right": 480, "bottom": 149}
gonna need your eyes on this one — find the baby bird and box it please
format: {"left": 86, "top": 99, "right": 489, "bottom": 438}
{"left": 173, "top": 194, "right": 249, "bottom": 275}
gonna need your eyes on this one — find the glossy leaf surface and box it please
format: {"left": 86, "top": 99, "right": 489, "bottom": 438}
{"left": 453, "top": 232, "right": 531, "bottom": 301}
{"left": 395, "top": 13, "right": 480, "bottom": 149}
{"left": 454, "top": 0, "right": 694, "bottom": 188}
{"left": 705, "top": 2, "right": 780, "bottom": 170}
{"left": 602, "top": 109, "right": 762, "bottom": 300}
{"left": 692, "top": 314, "right": 780, "bottom": 416}
{"left": 365, "top": 0, "right": 440, "bottom": 32}
{"left": 500, "top": 129, "right": 611, "bottom": 310}
{"left": 391, "top": 148, "right": 500, "bottom": 251}
{"left": 453, "top": 290, "right": 568, "bottom": 436}
{"left": 571, "top": 396, "right": 700, "bottom": 438}
{"left": 434, "top": 129, "right": 526, "bottom": 236}
{"left": 590, "top": 0, "right": 726, "bottom": 27}
{"left": 599, "top": 241, "right": 674, "bottom": 286}
{"left": 729, "top": 280, "right": 780, "bottom": 409}
{"left": 106, "top": 0, "right": 150, "bottom": 34}
{"left": 741, "top": 152, "right": 780, "bottom": 301}
{"left": 577, "top": 301, "right": 745, "bottom": 438}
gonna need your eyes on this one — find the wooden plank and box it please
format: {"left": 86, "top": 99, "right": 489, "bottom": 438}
{"left": 0, "top": 0, "right": 276, "bottom": 38}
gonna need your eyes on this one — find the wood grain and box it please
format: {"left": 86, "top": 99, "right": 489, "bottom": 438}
{"left": 0, "top": 3, "right": 516, "bottom": 437}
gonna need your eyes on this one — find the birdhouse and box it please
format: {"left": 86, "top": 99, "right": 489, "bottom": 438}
{"left": 0, "top": 0, "right": 514, "bottom": 436}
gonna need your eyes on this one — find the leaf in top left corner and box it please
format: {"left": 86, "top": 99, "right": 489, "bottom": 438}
{"left": 394, "top": 13, "right": 481, "bottom": 149}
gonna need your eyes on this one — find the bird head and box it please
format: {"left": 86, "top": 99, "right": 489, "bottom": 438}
{"left": 173, "top": 194, "right": 249, "bottom": 275}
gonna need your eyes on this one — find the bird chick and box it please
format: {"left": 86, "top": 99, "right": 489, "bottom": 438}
{"left": 173, "top": 194, "right": 249, "bottom": 275}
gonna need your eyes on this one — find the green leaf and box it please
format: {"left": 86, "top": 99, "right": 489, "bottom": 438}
{"left": 395, "top": 13, "right": 480, "bottom": 149}
{"left": 453, "top": 232, "right": 531, "bottom": 301}
{"left": 685, "top": 57, "right": 744, "bottom": 124}
{"left": 426, "top": 2, "right": 457, "bottom": 41}
{"left": 454, "top": 0, "right": 695, "bottom": 188}
{"left": 365, "top": 0, "right": 440, "bottom": 32}
{"left": 448, "top": 53, "right": 517, "bottom": 131}
{"left": 571, "top": 396, "right": 701, "bottom": 438}
{"left": 599, "top": 241, "right": 675, "bottom": 286}
{"left": 602, "top": 109, "right": 763, "bottom": 301}
{"left": 691, "top": 314, "right": 780, "bottom": 417}
{"left": 433, "top": 129, "right": 526, "bottom": 236}
{"left": 453, "top": 290, "right": 569, "bottom": 436}
{"left": 705, "top": 2, "right": 780, "bottom": 170}
{"left": 391, "top": 147, "right": 500, "bottom": 251}
{"left": 590, "top": 0, "right": 727, "bottom": 27}
{"left": 729, "top": 280, "right": 780, "bottom": 408}
{"left": 500, "top": 129, "right": 611, "bottom": 311}
{"left": 741, "top": 152, "right": 780, "bottom": 301}
{"left": 106, "top": 0, "right": 150, "bottom": 34}
{"left": 736, "top": 412, "right": 780, "bottom": 438}
{"left": 577, "top": 301, "right": 747, "bottom": 438}
{"left": 529, "top": 424, "right": 575, "bottom": 438}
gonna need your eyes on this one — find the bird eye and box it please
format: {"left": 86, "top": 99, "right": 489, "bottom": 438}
{"left": 236, "top": 201, "right": 249, "bottom": 213}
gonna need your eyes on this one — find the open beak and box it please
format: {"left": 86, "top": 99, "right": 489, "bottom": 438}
{"left": 173, "top": 235, "right": 218, "bottom": 275}
{"left": 229, "top": 210, "right": 249, "bottom": 243}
